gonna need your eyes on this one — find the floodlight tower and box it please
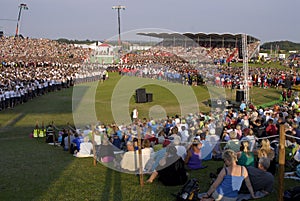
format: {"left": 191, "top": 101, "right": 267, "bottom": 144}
{"left": 15, "top": 3, "right": 28, "bottom": 37}
{"left": 242, "top": 34, "right": 250, "bottom": 104}
{"left": 112, "top": 5, "right": 125, "bottom": 46}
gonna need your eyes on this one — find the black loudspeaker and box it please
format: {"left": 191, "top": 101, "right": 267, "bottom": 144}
{"left": 236, "top": 90, "right": 244, "bottom": 102}
{"left": 146, "top": 93, "right": 153, "bottom": 102}
{"left": 136, "top": 88, "right": 146, "bottom": 103}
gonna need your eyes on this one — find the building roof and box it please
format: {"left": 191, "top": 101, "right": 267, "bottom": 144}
{"left": 137, "top": 32, "right": 260, "bottom": 43}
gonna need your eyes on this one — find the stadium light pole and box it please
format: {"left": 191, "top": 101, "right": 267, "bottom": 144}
{"left": 15, "top": 3, "right": 28, "bottom": 37}
{"left": 112, "top": 5, "right": 125, "bottom": 47}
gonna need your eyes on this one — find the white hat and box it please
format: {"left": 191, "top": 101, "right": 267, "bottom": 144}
{"left": 209, "top": 129, "right": 216, "bottom": 135}
{"left": 173, "top": 136, "right": 181, "bottom": 145}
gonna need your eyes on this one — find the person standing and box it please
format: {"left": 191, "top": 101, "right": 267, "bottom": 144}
{"left": 282, "top": 89, "right": 287, "bottom": 102}
{"left": 132, "top": 107, "right": 138, "bottom": 122}
{"left": 287, "top": 88, "right": 292, "bottom": 101}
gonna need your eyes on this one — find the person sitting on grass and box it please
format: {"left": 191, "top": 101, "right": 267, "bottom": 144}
{"left": 144, "top": 137, "right": 168, "bottom": 174}
{"left": 141, "top": 139, "right": 153, "bottom": 170}
{"left": 240, "top": 128, "right": 256, "bottom": 151}
{"left": 237, "top": 140, "right": 255, "bottom": 167}
{"left": 201, "top": 149, "right": 256, "bottom": 201}
{"left": 173, "top": 135, "right": 187, "bottom": 160}
{"left": 71, "top": 133, "right": 84, "bottom": 154}
{"left": 223, "top": 131, "right": 240, "bottom": 152}
{"left": 96, "top": 134, "right": 116, "bottom": 165}
{"left": 120, "top": 141, "right": 143, "bottom": 172}
{"left": 257, "top": 139, "right": 276, "bottom": 175}
{"left": 184, "top": 138, "right": 207, "bottom": 170}
{"left": 200, "top": 132, "right": 213, "bottom": 161}
{"left": 146, "top": 145, "right": 188, "bottom": 186}
{"left": 63, "top": 130, "right": 75, "bottom": 151}
{"left": 237, "top": 157, "right": 274, "bottom": 201}
{"left": 74, "top": 136, "right": 93, "bottom": 157}
{"left": 122, "top": 138, "right": 157, "bottom": 173}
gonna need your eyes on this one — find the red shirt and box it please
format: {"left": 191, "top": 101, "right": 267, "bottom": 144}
{"left": 266, "top": 124, "right": 278, "bottom": 136}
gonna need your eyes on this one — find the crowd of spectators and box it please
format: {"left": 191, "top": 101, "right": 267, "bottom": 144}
{"left": 1, "top": 36, "right": 91, "bottom": 67}
{"left": 100, "top": 41, "right": 245, "bottom": 67}
{"left": 2, "top": 36, "right": 298, "bottom": 104}
{"left": 99, "top": 96, "right": 299, "bottom": 199}
{"left": 117, "top": 41, "right": 300, "bottom": 91}
{"left": 46, "top": 96, "right": 300, "bottom": 201}
{"left": 60, "top": 91, "right": 300, "bottom": 169}
{"left": 0, "top": 63, "right": 107, "bottom": 111}
{"left": 3, "top": 35, "right": 298, "bottom": 200}
{"left": 0, "top": 36, "right": 109, "bottom": 111}
{"left": 119, "top": 51, "right": 300, "bottom": 91}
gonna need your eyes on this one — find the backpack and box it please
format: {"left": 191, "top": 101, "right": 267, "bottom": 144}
{"left": 176, "top": 178, "right": 200, "bottom": 201}
{"left": 284, "top": 186, "right": 300, "bottom": 201}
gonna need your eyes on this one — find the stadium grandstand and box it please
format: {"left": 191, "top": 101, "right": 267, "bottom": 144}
{"left": 137, "top": 32, "right": 260, "bottom": 64}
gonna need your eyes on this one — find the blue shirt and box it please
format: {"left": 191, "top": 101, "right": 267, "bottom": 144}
{"left": 187, "top": 148, "right": 203, "bottom": 170}
{"left": 72, "top": 136, "right": 83, "bottom": 150}
{"left": 240, "top": 103, "right": 246, "bottom": 111}
{"left": 217, "top": 167, "right": 245, "bottom": 198}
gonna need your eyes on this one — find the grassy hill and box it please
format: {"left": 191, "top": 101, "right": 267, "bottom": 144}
{"left": 261, "top": 41, "right": 300, "bottom": 52}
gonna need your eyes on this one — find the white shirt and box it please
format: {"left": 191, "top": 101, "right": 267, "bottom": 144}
{"left": 9, "top": 90, "right": 15, "bottom": 98}
{"left": 180, "top": 130, "right": 189, "bottom": 143}
{"left": 77, "top": 142, "right": 93, "bottom": 155}
{"left": 175, "top": 145, "right": 187, "bottom": 160}
{"left": 132, "top": 109, "right": 138, "bottom": 119}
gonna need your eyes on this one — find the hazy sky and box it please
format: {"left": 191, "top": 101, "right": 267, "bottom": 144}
{"left": 1, "top": 0, "right": 299, "bottom": 43}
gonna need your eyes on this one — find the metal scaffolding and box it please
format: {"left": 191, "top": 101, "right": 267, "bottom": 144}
{"left": 242, "top": 34, "right": 250, "bottom": 104}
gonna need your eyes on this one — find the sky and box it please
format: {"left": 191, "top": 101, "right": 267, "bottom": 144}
{"left": 1, "top": 0, "right": 300, "bottom": 43}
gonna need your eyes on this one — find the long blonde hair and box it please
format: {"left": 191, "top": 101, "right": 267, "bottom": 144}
{"left": 241, "top": 141, "right": 249, "bottom": 151}
{"left": 240, "top": 140, "right": 251, "bottom": 157}
{"left": 261, "top": 139, "right": 271, "bottom": 151}
{"left": 258, "top": 139, "right": 275, "bottom": 159}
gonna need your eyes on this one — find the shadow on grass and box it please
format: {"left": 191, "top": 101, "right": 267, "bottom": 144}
{"left": 0, "top": 85, "right": 93, "bottom": 117}
{"left": 71, "top": 84, "right": 94, "bottom": 114}
{"left": 1, "top": 112, "right": 25, "bottom": 127}
{"left": 0, "top": 132, "right": 75, "bottom": 201}
{"left": 100, "top": 168, "right": 113, "bottom": 201}
{"left": 100, "top": 168, "right": 123, "bottom": 201}
{"left": 113, "top": 170, "right": 123, "bottom": 201}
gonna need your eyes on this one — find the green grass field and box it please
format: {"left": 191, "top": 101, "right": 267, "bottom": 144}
{"left": 0, "top": 72, "right": 298, "bottom": 201}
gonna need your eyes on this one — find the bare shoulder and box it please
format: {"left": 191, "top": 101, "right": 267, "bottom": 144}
{"left": 241, "top": 165, "right": 248, "bottom": 176}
